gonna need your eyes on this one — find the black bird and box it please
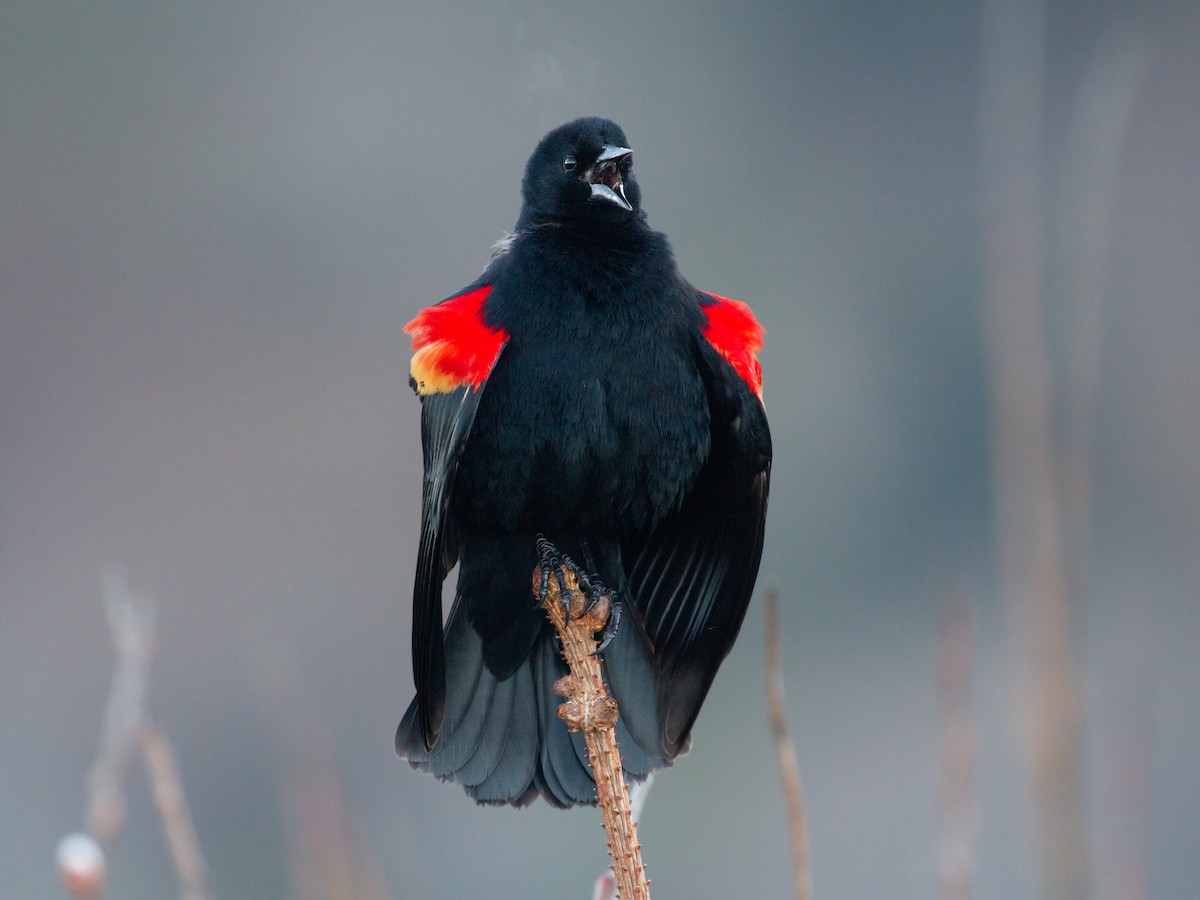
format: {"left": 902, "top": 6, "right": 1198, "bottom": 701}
{"left": 396, "top": 117, "right": 771, "bottom": 807}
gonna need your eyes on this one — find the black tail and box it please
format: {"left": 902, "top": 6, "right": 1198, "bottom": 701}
{"left": 396, "top": 534, "right": 667, "bottom": 807}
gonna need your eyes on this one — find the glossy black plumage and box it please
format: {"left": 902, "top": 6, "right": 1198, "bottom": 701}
{"left": 397, "top": 117, "right": 771, "bottom": 807}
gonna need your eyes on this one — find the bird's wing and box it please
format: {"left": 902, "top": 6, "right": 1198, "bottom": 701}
{"left": 624, "top": 290, "right": 772, "bottom": 757}
{"left": 405, "top": 283, "right": 508, "bottom": 750}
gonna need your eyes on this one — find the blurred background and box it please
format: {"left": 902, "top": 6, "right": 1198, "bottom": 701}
{"left": 2, "top": 1, "right": 1197, "bottom": 897}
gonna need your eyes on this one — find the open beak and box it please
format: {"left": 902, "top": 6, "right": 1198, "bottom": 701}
{"left": 586, "top": 144, "right": 633, "bottom": 211}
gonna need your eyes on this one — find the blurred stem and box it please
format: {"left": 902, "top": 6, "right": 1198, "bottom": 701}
{"left": 937, "top": 594, "right": 977, "bottom": 900}
{"left": 1057, "top": 26, "right": 1153, "bottom": 618}
{"left": 74, "top": 570, "right": 212, "bottom": 900}
{"left": 1055, "top": 27, "right": 1154, "bottom": 900}
{"left": 139, "top": 721, "right": 211, "bottom": 900}
{"left": 764, "top": 589, "right": 812, "bottom": 900}
{"left": 85, "top": 574, "right": 155, "bottom": 846}
{"left": 240, "top": 622, "right": 398, "bottom": 900}
{"left": 979, "top": 1, "right": 1088, "bottom": 898}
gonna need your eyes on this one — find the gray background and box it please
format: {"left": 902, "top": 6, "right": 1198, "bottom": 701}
{"left": 2, "top": 1, "right": 1197, "bottom": 897}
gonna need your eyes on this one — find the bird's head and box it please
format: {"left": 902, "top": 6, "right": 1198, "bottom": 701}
{"left": 520, "top": 117, "right": 640, "bottom": 225}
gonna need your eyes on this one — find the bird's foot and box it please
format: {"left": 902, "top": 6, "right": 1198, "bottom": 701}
{"left": 577, "top": 569, "right": 622, "bottom": 653}
{"left": 534, "top": 536, "right": 574, "bottom": 627}
{"left": 534, "top": 536, "right": 621, "bottom": 653}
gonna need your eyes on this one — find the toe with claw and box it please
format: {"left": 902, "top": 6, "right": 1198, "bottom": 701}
{"left": 596, "top": 592, "right": 622, "bottom": 654}
{"left": 534, "top": 537, "right": 621, "bottom": 653}
{"left": 534, "top": 536, "right": 561, "bottom": 609}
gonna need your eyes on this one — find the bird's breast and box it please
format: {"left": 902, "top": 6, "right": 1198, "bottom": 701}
{"left": 454, "top": 326, "right": 710, "bottom": 536}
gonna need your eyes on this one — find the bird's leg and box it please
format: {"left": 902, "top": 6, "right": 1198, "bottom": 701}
{"left": 535, "top": 538, "right": 621, "bottom": 652}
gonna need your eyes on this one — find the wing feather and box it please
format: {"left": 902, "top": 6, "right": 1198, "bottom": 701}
{"left": 408, "top": 284, "right": 508, "bottom": 750}
{"left": 625, "top": 307, "right": 771, "bottom": 757}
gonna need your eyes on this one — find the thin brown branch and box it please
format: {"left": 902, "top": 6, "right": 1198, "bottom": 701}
{"left": 936, "top": 593, "right": 977, "bottom": 900}
{"left": 764, "top": 588, "right": 812, "bottom": 900}
{"left": 534, "top": 547, "right": 650, "bottom": 900}
{"left": 59, "top": 570, "right": 212, "bottom": 900}
{"left": 979, "top": 1, "right": 1089, "bottom": 895}
{"left": 84, "top": 573, "right": 156, "bottom": 847}
{"left": 244, "top": 631, "right": 399, "bottom": 900}
{"left": 140, "top": 720, "right": 212, "bottom": 900}
{"left": 1057, "top": 34, "right": 1153, "bottom": 900}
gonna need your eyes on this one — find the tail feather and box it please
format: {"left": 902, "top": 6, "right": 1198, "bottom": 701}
{"left": 534, "top": 634, "right": 598, "bottom": 807}
{"left": 430, "top": 607, "right": 496, "bottom": 777}
{"left": 613, "top": 717, "right": 661, "bottom": 778}
{"left": 397, "top": 535, "right": 673, "bottom": 807}
{"left": 465, "top": 664, "right": 540, "bottom": 806}
{"left": 456, "top": 669, "right": 516, "bottom": 786}
{"left": 598, "top": 601, "right": 664, "bottom": 763}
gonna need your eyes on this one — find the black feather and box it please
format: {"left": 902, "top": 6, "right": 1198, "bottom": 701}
{"left": 397, "top": 118, "right": 771, "bottom": 806}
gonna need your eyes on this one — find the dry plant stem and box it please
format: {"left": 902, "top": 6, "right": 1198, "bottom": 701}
{"left": 244, "top": 632, "right": 398, "bottom": 900}
{"left": 936, "top": 594, "right": 977, "bottom": 900}
{"left": 764, "top": 589, "right": 812, "bottom": 900}
{"left": 85, "top": 579, "right": 156, "bottom": 845}
{"left": 534, "top": 560, "right": 650, "bottom": 900}
{"left": 70, "top": 571, "right": 213, "bottom": 900}
{"left": 1057, "top": 36, "right": 1152, "bottom": 900}
{"left": 979, "top": 2, "right": 1088, "bottom": 895}
{"left": 140, "top": 721, "right": 211, "bottom": 900}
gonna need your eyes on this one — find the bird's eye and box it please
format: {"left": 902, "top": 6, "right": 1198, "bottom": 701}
{"left": 618, "top": 157, "right": 632, "bottom": 175}
{"left": 562, "top": 155, "right": 577, "bottom": 173}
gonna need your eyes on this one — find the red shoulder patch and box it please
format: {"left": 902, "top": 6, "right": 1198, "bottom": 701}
{"left": 700, "top": 291, "right": 764, "bottom": 401}
{"left": 404, "top": 285, "right": 508, "bottom": 395}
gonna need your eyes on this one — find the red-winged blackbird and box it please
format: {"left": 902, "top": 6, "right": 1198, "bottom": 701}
{"left": 396, "top": 117, "right": 771, "bottom": 807}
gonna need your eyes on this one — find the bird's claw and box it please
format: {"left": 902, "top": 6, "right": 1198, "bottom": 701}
{"left": 535, "top": 535, "right": 559, "bottom": 606}
{"left": 535, "top": 536, "right": 621, "bottom": 654}
{"left": 534, "top": 536, "right": 575, "bottom": 626}
{"left": 576, "top": 569, "right": 621, "bottom": 652}
{"left": 595, "top": 592, "right": 622, "bottom": 653}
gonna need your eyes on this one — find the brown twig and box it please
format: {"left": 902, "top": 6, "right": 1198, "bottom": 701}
{"left": 592, "top": 775, "right": 656, "bottom": 900}
{"left": 139, "top": 721, "right": 211, "bottom": 900}
{"left": 534, "top": 548, "right": 650, "bottom": 900}
{"left": 1057, "top": 33, "right": 1153, "bottom": 900}
{"left": 58, "top": 570, "right": 212, "bottom": 900}
{"left": 979, "top": 2, "right": 1089, "bottom": 896}
{"left": 764, "top": 588, "right": 812, "bottom": 900}
{"left": 936, "top": 593, "right": 977, "bottom": 900}
{"left": 243, "top": 629, "right": 399, "bottom": 900}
